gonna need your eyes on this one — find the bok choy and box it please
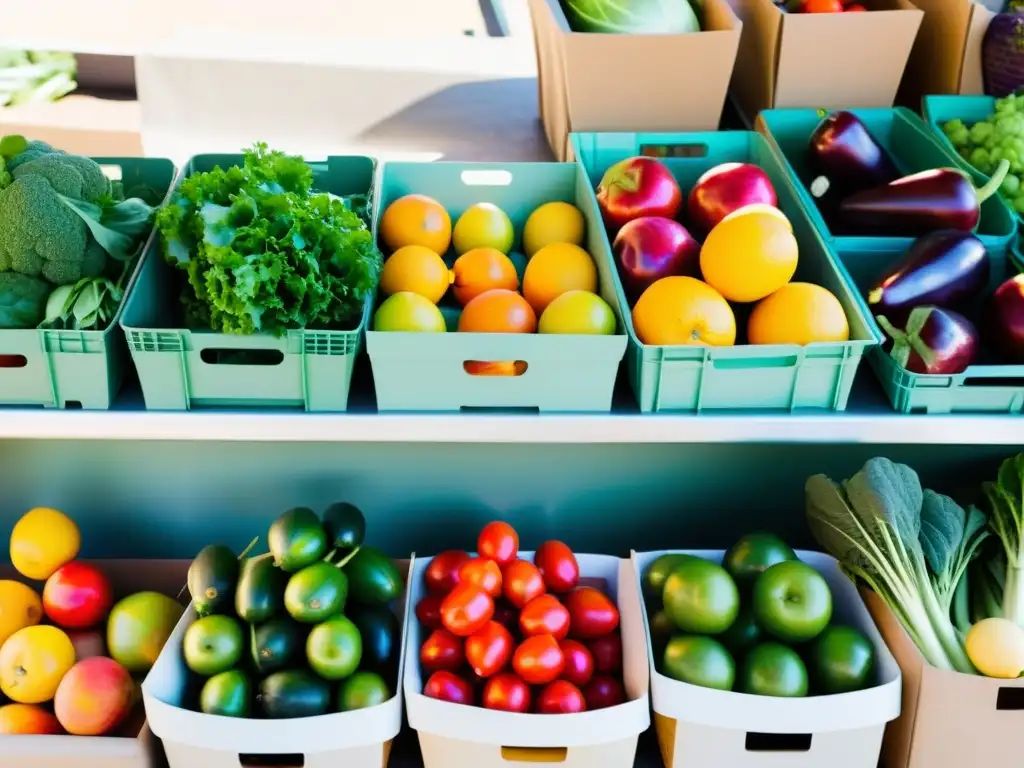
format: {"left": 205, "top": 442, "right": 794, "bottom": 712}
{"left": 806, "top": 457, "right": 987, "bottom": 674}
{"left": 983, "top": 454, "right": 1024, "bottom": 628}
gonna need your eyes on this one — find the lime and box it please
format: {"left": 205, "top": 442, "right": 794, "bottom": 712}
{"left": 642, "top": 554, "right": 694, "bottom": 606}
{"left": 719, "top": 604, "right": 762, "bottom": 654}
{"left": 306, "top": 616, "right": 362, "bottom": 681}
{"left": 810, "top": 625, "right": 875, "bottom": 693}
{"left": 337, "top": 670, "right": 392, "bottom": 711}
{"left": 722, "top": 533, "right": 797, "bottom": 590}
{"left": 740, "top": 643, "right": 808, "bottom": 697}
{"left": 200, "top": 669, "right": 252, "bottom": 717}
{"left": 183, "top": 615, "right": 244, "bottom": 677}
{"left": 661, "top": 636, "right": 735, "bottom": 691}
{"left": 662, "top": 558, "right": 739, "bottom": 635}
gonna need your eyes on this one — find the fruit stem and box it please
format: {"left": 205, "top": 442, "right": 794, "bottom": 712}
{"left": 975, "top": 159, "right": 1010, "bottom": 205}
{"left": 238, "top": 536, "right": 259, "bottom": 561}
{"left": 335, "top": 546, "right": 362, "bottom": 569}
{"left": 876, "top": 315, "right": 912, "bottom": 369}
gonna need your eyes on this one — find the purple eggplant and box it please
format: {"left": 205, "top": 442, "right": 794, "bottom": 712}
{"left": 867, "top": 231, "right": 989, "bottom": 322}
{"left": 807, "top": 111, "right": 900, "bottom": 200}
{"left": 877, "top": 306, "right": 979, "bottom": 375}
{"left": 982, "top": 12, "right": 1024, "bottom": 98}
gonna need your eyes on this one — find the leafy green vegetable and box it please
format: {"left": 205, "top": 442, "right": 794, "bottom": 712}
{"left": 0, "top": 50, "right": 76, "bottom": 108}
{"left": 0, "top": 272, "right": 52, "bottom": 328}
{"left": 155, "top": 144, "right": 381, "bottom": 336}
{"left": 561, "top": 0, "right": 700, "bottom": 33}
{"left": 982, "top": 454, "right": 1024, "bottom": 627}
{"left": 806, "top": 457, "right": 987, "bottom": 673}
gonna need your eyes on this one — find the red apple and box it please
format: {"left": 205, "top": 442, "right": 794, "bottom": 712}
{"left": 596, "top": 157, "right": 682, "bottom": 233}
{"left": 991, "top": 274, "right": 1024, "bottom": 362}
{"left": 54, "top": 657, "right": 134, "bottom": 736}
{"left": 43, "top": 562, "right": 113, "bottom": 630}
{"left": 687, "top": 163, "right": 778, "bottom": 235}
{"left": 613, "top": 217, "right": 700, "bottom": 302}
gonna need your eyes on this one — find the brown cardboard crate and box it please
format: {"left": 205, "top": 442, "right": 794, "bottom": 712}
{"left": 528, "top": 0, "right": 742, "bottom": 161}
{"left": 0, "top": 559, "right": 189, "bottom": 768}
{"left": 0, "top": 94, "right": 142, "bottom": 156}
{"left": 729, "top": 0, "right": 923, "bottom": 121}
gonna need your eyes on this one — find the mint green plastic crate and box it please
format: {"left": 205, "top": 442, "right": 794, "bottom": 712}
{"left": 842, "top": 242, "right": 1024, "bottom": 414}
{"left": 572, "top": 130, "right": 880, "bottom": 413}
{"left": 0, "top": 157, "right": 175, "bottom": 409}
{"left": 121, "top": 155, "right": 374, "bottom": 412}
{"left": 366, "top": 162, "right": 627, "bottom": 413}
{"left": 757, "top": 107, "right": 1017, "bottom": 255}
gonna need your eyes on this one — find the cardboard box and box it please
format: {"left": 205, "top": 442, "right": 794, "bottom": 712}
{"left": 862, "top": 589, "right": 1024, "bottom": 768}
{"left": 141, "top": 557, "right": 414, "bottom": 768}
{"left": 898, "top": 0, "right": 993, "bottom": 105}
{"left": 729, "top": 0, "right": 923, "bottom": 122}
{"left": 632, "top": 550, "right": 902, "bottom": 768}
{"left": 0, "top": 559, "right": 190, "bottom": 768}
{"left": 0, "top": 94, "right": 142, "bottom": 156}
{"left": 528, "top": 0, "right": 742, "bottom": 161}
{"left": 404, "top": 552, "right": 651, "bottom": 768}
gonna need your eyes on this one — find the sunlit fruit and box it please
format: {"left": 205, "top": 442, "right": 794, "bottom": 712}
{"left": 106, "top": 591, "right": 184, "bottom": 674}
{"left": 54, "top": 657, "right": 134, "bottom": 736}
{"left": 522, "top": 243, "right": 598, "bottom": 314}
{"left": 538, "top": 290, "right": 615, "bottom": 335}
{"left": 452, "top": 248, "right": 519, "bottom": 306}
{"left": 9, "top": 507, "right": 80, "bottom": 581}
{"left": 632, "top": 276, "right": 736, "bottom": 347}
{"left": 753, "top": 560, "right": 832, "bottom": 644}
{"left": 458, "top": 289, "right": 537, "bottom": 333}
{"left": 373, "top": 292, "right": 447, "bottom": 333}
{"left": 700, "top": 209, "right": 799, "bottom": 303}
{"left": 663, "top": 558, "right": 739, "bottom": 635}
{"left": 43, "top": 562, "right": 114, "bottom": 630}
{"left": 966, "top": 618, "right": 1024, "bottom": 678}
{"left": 0, "top": 625, "right": 76, "bottom": 704}
{"left": 662, "top": 636, "right": 735, "bottom": 690}
{"left": 464, "top": 361, "right": 528, "bottom": 376}
{"left": 0, "top": 581, "right": 42, "bottom": 647}
{"left": 379, "top": 245, "right": 451, "bottom": 304}
{"left": 380, "top": 194, "right": 452, "bottom": 255}
{"left": 523, "top": 201, "right": 586, "bottom": 258}
{"left": 747, "top": 282, "right": 849, "bottom": 346}
{"left": 453, "top": 203, "right": 514, "bottom": 255}
{"left": 0, "top": 703, "right": 62, "bottom": 734}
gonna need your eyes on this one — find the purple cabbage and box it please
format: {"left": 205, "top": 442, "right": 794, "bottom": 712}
{"left": 983, "top": 12, "right": 1024, "bottom": 97}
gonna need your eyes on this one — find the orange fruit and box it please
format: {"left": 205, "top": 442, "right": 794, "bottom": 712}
{"left": 700, "top": 210, "right": 798, "bottom": 303}
{"left": 748, "top": 282, "right": 850, "bottom": 345}
{"left": 10, "top": 508, "right": 80, "bottom": 581}
{"left": 0, "top": 703, "right": 62, "bottom": 735}
{"left": 380, "top": 194, "right": 452, "bottom": 255}
{"left": 538, "top": 290, "right": 616, "bottom": 335}
{"left": 452, "top": 248, "right": 519, "bottom": 306}
{"left": 632, "top": 277, "right": 736, "bottom": 347}
{"left": 458, "top": 289, "right": 537, "bottom": 333}
{"left": 379, "top": 245, "right": 451, "bottom": 304}
{"left": 0, "top": 625, "right": 76, "bottom": 704}
{"left": 523, "top": 202, "right": 586, "bottom": 258}
{"left": 720, "top": 204, "right": 791, "bottom": 230}
{"left": 453, "top": 203, "right": 515, "bottom": 255}
{"left": 522, "top": 243, "right": 598, "bottom": 314}
{"left": 0, "top": 581, "right": 43, "bottom": 647}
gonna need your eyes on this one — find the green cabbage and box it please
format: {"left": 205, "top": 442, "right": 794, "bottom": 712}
{"left": 562, "top": 0, "right": 701, "bottom": 34}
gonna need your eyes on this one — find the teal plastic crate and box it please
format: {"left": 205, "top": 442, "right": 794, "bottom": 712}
{"left": 572, "top": 130, "right": 880, "bottom": 413}
{"left": 121, "top": 155, "right": 374, "bottom": 412}
{"left": 366, "top": 162, "right": 627, "bottom": 413}
{"left": 757, "top": 107, "right": 1017, "bottom": 256}
{"left": 0, "top": 156, "right": 175, "bottom": 409}
{"left": 842, "top": 243, "right": 1024, "bottom": 414}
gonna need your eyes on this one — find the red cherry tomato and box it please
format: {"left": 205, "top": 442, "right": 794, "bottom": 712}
{"left": 415, "top": 594, "right": 444, "bottom": 630}
{"left": 426, "top": 551, "right": 471, "bottom": 595}
{"left": 459, "top": 557, "right": 503, "bottom": 598}
{"left": 588, "top": 633, "right": 622, "bottom": 673}
{"left": 441, "top": 584, "right": 495, "bottom": 637}
{"left": 564, "top": 587, "right": 620, "bottom": 640}
{"left": 534, "top": 541, "right": 579, "bottom": 594}
{"left": 420, "top": 629, "right": 464, "bottom": 673}
{"left": 537, "top": 680, "right": 587, "bottom": 714}
{"left": 478, "top": 521, "right": 519, "bottom": 567}
{"left": 503, "top": 559, "right": 546, "bottom": 608}
{"left": 512, "top": 634, "right": 565, "bottom": 685}
{"left": 519, "top": 594, "right": 571, "bottom": 640}
{"left": 42, "top": 561, "right": 113, "bottom": 629}
{"left": 482, "top": 672, "right": 532, "bottom": 713}
{"left": 583, "top": 674, "right": 625, "bottom": 710}
{"left": 465, "top": 620, "right": 514, "bottom": 678}
{"left": 492, "top": 601, "right": 519, "bottom": 632}
{"left": 559, "top": 639, "right": 595, "bottom": 687}
{"left": 423, "top": 671, "right": 474, "bottom": 705}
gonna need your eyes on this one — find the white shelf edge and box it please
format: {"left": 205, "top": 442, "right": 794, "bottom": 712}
{"left": 0, "top": 409, "right": 1020, "bottom": 444}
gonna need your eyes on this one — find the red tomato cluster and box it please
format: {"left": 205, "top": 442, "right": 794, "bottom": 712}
{"left": 418, "top": 521, "right": 625, "bottom": 714}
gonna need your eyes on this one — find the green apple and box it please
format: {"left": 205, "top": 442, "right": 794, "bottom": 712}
{"left": 810, "top": 625, "right": 875, "bottom": 694}
{"left": 661, "top": 636, "right": 735, "bottom": 691}
{"left": 722, "top": 532, "right": 797, "bottom": 590}
{"left": 373, "top": 292, "right": 446, "bottom": 332}
{"left": 662, "top": 558, "right": 739, "bottom": 635}
{"left": 740, "top": 642, "right": 808, "bottom": 697}
{"left": 753, "top": 560, "right": 832, "bottom": 644}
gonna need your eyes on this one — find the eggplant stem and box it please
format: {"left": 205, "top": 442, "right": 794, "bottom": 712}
{"left": 238, "top": 536, "right": 259, "bottom": 561}
{"left": 976, "top": 159, "right": 1010, "bottom": 204}
{"left": 877, "top": 315, "right": 913, "bottom": 369}
{"left": 809, "top": 176, "right": 830, "bottom": 199}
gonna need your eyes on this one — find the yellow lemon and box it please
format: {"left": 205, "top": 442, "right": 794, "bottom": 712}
{"left": 0, "top": 625, "right": 76, "bottom": 704}
{"left": 373, "top": 292, "right": 447, "bottom": 332}
{"left": 0, "top": 582, "right": 42, "bottom": 648}
{"left": 10, "top": 508, "right": 80, "bottom": 581}
{"left": 966, "top": 618, "right": 1024, "bottom": 678}
{"left": 538, "top": 290, "right": 616, "bottom": 335}
{"left": 748, "top": 283, "right": 850, "bottom": 346}
{"left": 523, "top": 202, "right": 586, "bottom": 258}
{"left": 700, "top": 211, "right": 798, "bottom": 304}
{"left": 379, "top": 245, "right": 452, "bottom": 304}
{"left": 452, "top": 203, "right": 514, "bottom": 255}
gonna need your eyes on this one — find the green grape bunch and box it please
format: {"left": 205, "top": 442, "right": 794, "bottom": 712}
{"left": 942, "top": 94, "right": 1024, "bottom": 215}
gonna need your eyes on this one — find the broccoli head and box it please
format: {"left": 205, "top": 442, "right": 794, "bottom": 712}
{"left": 11, "top": 152, "right": 109, "bottom": 202}
{"left": 0, "top": 174, "right": 107, "bottom": 285}
{"left": 0, "top": 272, "right": 52, "bottom": 328}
